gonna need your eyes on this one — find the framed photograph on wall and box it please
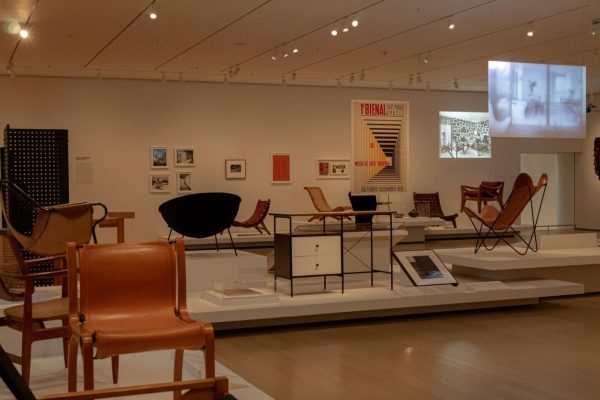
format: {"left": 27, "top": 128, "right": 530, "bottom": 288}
{"left": 271, "top": 153, "right": 291, "bottom": 184}
{"left": 177, "top": 172, "right": 192, "bottom": 193}
{"left": 149, "top": 174, "right": 170, "bottom": 193}
{"left": 150, "top": 146, "right": 168, "bottom": 168}
{"left": 174, "top": 148, "right": 195, "bottom": 167}
{"left": 392, "top": 250, "right": 458, "bottom": 286}
{"left": 225, "top": 159, "right": 246, "bottom": 180}
{"left": 316, "top": 159, "right": 350, "bottom": 179}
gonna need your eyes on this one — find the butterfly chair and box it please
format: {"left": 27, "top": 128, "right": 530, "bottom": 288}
{"left": 413, "top": 192, "right": 458, "bottom": 228}
{"left": 159, "top": 192, "right": 241, "bottom": 255}
{"left": 304, "top": 187, "right": 351, "bottom": 222}
{"left": 66, "top": 239, "right": 216, "bottom": 394}
{"left": 0, "top": 180, "right": 107, "bottom": 257}
{"left": 232, "top": 199, "right": 271, "bottom": 235}
{"left": 0, "top": 345, "right": 231, "bottom": 400}
{"left": 0, "top": 229, "right": 68, "bottom": 384}
{"left": 463, "top": 173, "right": 548, "bottom": 255}
{"left": 460, "top": 180, "right": 504, "bottom": 213}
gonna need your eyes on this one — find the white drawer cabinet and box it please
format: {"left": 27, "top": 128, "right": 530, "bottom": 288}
{"left": 274, "top": 233, "right": 342, "bottom": 296}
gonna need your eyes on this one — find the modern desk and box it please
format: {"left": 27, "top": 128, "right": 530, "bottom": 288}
{"left": 271, "top": 211, "right": 395, "bottom": 296}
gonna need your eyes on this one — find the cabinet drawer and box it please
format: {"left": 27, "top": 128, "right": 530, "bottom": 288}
{"left": 292, "top": 235, "right": 340, "bottom": 256}
{"left": 292, "top": 254, "right": 341, "bottom": 276}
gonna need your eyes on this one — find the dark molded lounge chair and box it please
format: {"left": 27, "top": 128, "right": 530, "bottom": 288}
{"left": 159, "top": 192, "right": 241, "bottom": 255}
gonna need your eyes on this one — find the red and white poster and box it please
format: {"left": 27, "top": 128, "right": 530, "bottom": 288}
{"left": 351, "top": 100, "right": 408, "bottom": 194}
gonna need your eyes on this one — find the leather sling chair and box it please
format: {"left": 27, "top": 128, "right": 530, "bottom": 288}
{"left": 463, "top": 172, "right": 548, "bottom": 255}
{"left": 304, "top": 187, "right": 352, "bottom": 221}
{"left": 0, "top": 180, "right": 107, "bottom": 257}
{"left": 413, "top": 192, "right": 458, "bottom": 228}
{"left": 232, "top": 199, "right": 271, "bottom": 235}
{"left": 66, "top": 238, "right": 215, "bottom": 394}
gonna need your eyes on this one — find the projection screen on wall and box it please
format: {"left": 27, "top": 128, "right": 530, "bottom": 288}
{"left": 488, "top": 61, "right": 586, "bottom": 138}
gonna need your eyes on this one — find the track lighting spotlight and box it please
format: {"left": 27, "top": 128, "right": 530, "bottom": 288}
{"left": 149, "top": 11, "right": 157, "bottom": 19}
{"left": 271, "top": 52, "right": 277, "bottom": 61}
{"left": 422, "top": 51, "right": 431, "bottom": 64}
{"left": 448, "top": 16, "right": 455, "bottom": 30}
{"left": 453, "top": 78, "right": 459, "bottom": 89}
{"left": 342, "top": 21, "right": 350, "bottom": 33}
{"left": 360, "top": 70, "right": 365, "bottom": 80}
{"left": 283, "top": 51, "right": 289, "bottom": 58}
{"left": 331, "top": 26, "right": 339, "bottom": 36}
{"left": 526, "top": 21, "right": 534, "bottom": 37}
{"left": 19, "top": 29, "right": 28, "bottom": 39}
{"left": 292, "top": 43, "right": 299, "bottom": 54}
{"left": 417, "top": 73, "right": 422, "bottom": 83}
{"left": 292, "top": 71, "right": 297, "bottom": 81}
{"left": 351, "top": 18, "right": 359, "bottom": 28}
{"left": 409, "top": 74, "right": 414, "bottom": 85}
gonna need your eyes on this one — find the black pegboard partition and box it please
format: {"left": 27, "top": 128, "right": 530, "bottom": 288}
{"left": 2, "top": 125, "right": 69, "bottom": 284}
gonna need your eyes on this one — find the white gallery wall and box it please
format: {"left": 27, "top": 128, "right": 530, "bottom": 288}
{"left": 0, "top": 76, "right": 586, "bottom": 242}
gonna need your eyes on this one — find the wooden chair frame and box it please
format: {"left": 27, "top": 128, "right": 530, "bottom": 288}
{"left": 304, "top": 187, "right": 351, "bottom": 221}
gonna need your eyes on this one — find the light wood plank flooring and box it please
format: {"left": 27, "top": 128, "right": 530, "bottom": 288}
{"left": 219, "top": 236, "right": 600, "bottom": 400}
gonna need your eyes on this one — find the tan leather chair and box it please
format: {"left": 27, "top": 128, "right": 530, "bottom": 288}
{"left": 463, "top": 173, "right": 548, "bottom": 255}
{"left": 0, "top": 229, "right": 68, "bottom": 384}
{"left": 66, "top": 238, "right": 215, "bottom": 392}
{"left": 460, "top": 180, "right": 504, "bottom": 213}
{"left": 304, "top": 187, "right": 351, "bottom": 221}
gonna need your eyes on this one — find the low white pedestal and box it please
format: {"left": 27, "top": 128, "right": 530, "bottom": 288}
{"left": 393, "top": 217, "right": 445, "bottom": 242}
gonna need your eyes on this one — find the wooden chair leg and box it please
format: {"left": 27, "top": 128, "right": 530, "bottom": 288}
{"left": 204, "top": 326, "right": 215, "bottom": 379}
{"left": 260, "top": 222, "right": 271, "bottom": 235}
{"left": 111, "top": 356, "right": 119, "bottom": 384}
{"left": 81, "top": 335, "right": 94, "bottom": 390}
{"left": 68, "top": 336, "right": 79, "bottom": 392}
{"left": 173, "top": 349, "right": 184, "bottom": 400}
{"left": 20, "top": 334, "right": 32, "bottom": 385}
{"left": 62, "top": 318, "right": 69, "bottom": 368}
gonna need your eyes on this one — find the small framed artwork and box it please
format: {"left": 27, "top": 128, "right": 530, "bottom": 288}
{"left": 225, "top": 159, "right": 246, "bottom": 180}
{"left": 149, "top": 174, "right": 170, "bottom": 193}
{"left": 271, "top": 153, "right": 291, "bottom": 184}
{"left": 177, "top": 172, "right": 192, "bottom": 193}
{"left": 316, "top": 159, "right": 350, "bottom": 179}
{"left": 150, "top": 146, "right": 168, "bottom": 168}
{"left": 393, "top": 250, "right": 458, "bottom": 287}
{"left": 174, "top": 148, "right": 195, "bottom": 167}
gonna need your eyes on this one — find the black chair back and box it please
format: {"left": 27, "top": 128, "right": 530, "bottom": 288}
{"left": 159, "top": 193, "right": 241, "bottom": 238}
{"left": 348, "top": 193, "right": 377, "bottom": 224}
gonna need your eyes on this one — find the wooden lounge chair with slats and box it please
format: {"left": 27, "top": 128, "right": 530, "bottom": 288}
{"left": 304, "top": 187, "right": 351, "bottom": 221}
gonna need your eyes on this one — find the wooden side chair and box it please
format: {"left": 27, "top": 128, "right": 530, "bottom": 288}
{"left": 232, "top": 199, "right": 271, "bottom": 235}
{"left": 413, "top": 192, "right": 458, "bottom": 228}
{"left": 0, "top": 344, "right": 231, "bottom": 400}
{"left": 460, "top": 180, "right": 504, "bottom": 213}
{"left": 0, "top": 229, "right": 69, "bottom": 384}
{"left": 463, "top": 173, "right": 548, "bottom": 255}
{"left": 66, "top": 238, "right": 216, "bottom": 393}
{"left": 304, "top": 187, "right": 351, "bottom": 221}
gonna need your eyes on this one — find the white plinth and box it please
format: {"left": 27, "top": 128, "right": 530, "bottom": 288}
{"left": 437, "top": 243, "right": 600, "bottom": 293}
{"left": 393, "top": 216, "right": 444, "bottom": 242}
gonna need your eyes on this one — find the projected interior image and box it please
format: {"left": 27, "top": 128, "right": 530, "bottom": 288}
{"left": 488, "top": 61, "right": 585, "bottom": 138}
{"left": 439, "top": 111, "right": 490, "bottom": 158}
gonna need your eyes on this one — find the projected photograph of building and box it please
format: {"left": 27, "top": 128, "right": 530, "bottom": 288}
{"left": 488, "top": 61, "right": 585, "bottom": 138}
{"left": 439, "top": 111, "right": 490, "bottom": 158}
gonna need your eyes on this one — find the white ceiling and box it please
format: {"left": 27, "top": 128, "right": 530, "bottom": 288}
{"left": 2, "top": 0, "right": 600, "bottom": 93}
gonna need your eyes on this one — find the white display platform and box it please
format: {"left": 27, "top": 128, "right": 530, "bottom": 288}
{"left": 393, "top": 216, "right": 444, "bottom": 242}
{"left": 158, "top": 232, "right": 273, "bottom": 248}
{"left": 186, "top": 263, "right": 582, "bottom": 329}
{"left": 437, "top": 242, "right": 600, "bottom": 293}
{"left": 0, "top": 349, "right": 272, "bottom": 400}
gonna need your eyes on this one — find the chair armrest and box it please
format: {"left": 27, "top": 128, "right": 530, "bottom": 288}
{"left": 0, "top": 269, "right": 67, "bottom": 281}
{"left": 24, "top": 255, "right": 65, "bottom": 267}
{"left": 340, "top": 205, "right": 353, "bottom": 210}
{"left": 441, "top": 213, "right": 458, "bottom": 221}
{"left": 460, "top": 185, "right": 479, "bottom": 192}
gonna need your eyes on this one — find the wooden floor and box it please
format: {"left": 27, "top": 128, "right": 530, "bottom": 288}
{"left": 218, "top": 234, "right": 600, "bottom": 400}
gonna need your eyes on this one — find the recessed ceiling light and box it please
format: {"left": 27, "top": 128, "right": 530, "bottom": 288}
{"left": 149, "top": 11, "right": 157, "bottom": 20}
{"left": 331, "top": 28, "right": 338, "bottom": 36}
{"left": 448, "top": 16, "right": 455, "bottom": 30}
{"left": 292, "top": 47, "right": 299, "bottom": 54}
{"left": 19, "top": 29, "right": 28, "bottom": 39}
{"left": 526, "top": 22, "right": 534, "bottom": 37}
{"left": 351, "top": 18, "right": 359, "bottom": 28}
